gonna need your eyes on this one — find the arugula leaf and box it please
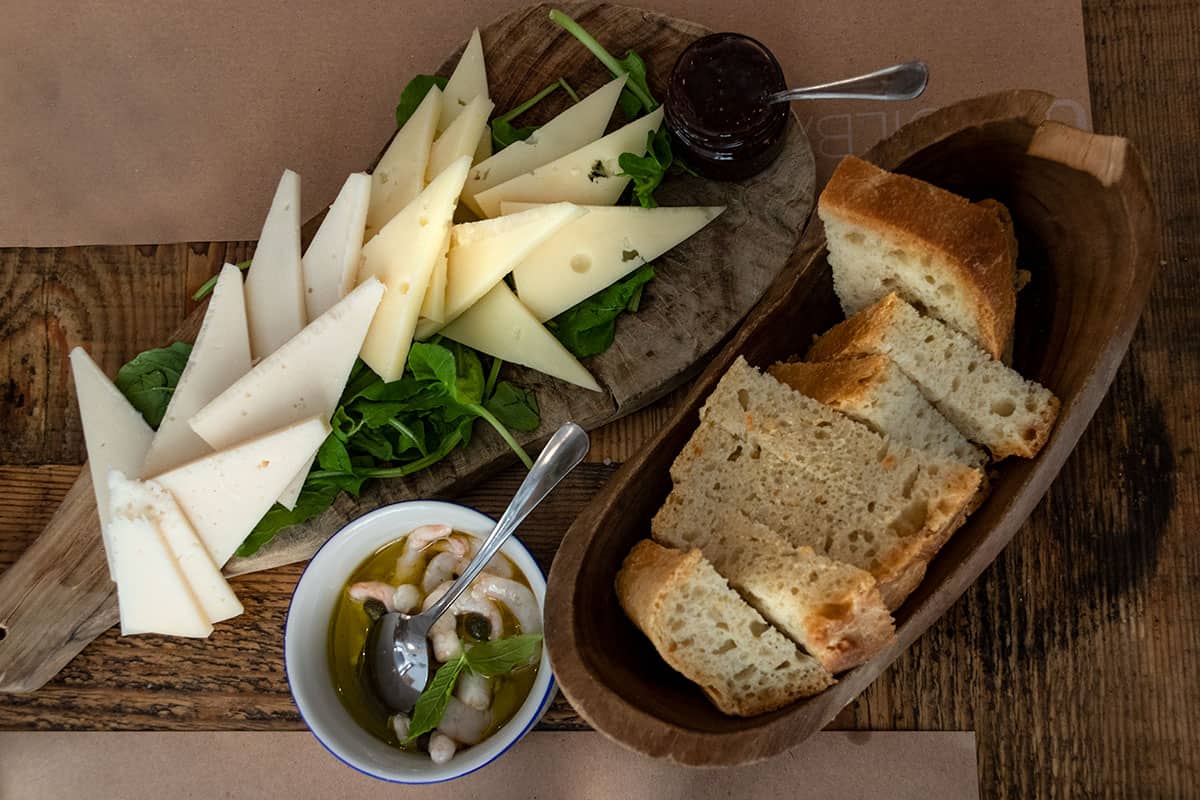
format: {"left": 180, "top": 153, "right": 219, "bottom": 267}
{"left": 406, "top": 654, "right": 467, "bottom": 742}
{"left": 463, "top": 633, "right": 543, "bottom": 677}
{"left": 549, "top": 265, "right": 655, "bottom": 358}
{"left": 114, "top": 342, "right": 193, "bottom": 428}
{"left": 491, "top": 119, "right": 539, "bottom": 150}
{"left": 485, "top": 381, "right": 541, "bottom": 432}
{"left": 316, "top": 434, "right": 353, "bottom": 473}
{"left": 235, "top": 482, "right": 341, "bottom": 557}
{"left": 191, "top": 259, "right": 251, "bottom": 302}
{"left": 618, "top": 127, "right": 674, "bottom": 208}
{"left": 396, "top": 75, "right": 448, "bottom": 127}
{"left": 548, "top": 9, "right": 658, "bottom": 115}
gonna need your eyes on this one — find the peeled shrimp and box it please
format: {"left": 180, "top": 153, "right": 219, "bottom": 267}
{"left": 464, "top": 536, "right": 516, "bottom": 579}
{"left": 423, "top": 581, "right": 504, "bottom": 662}
{"left": 422, "top": 551, "right": 466, "bottom": 595}
{"left": 455, "top": 669, "right": 492, "bottom": 711}
{"left": 391, "top": 584, "right": 422, "bottom": 614}
{"left": 348, "top": 581, "right": 397, "bottom": 612}
{"left": 428, "top": 732, "right": 457, "bottom": 764}
{"left": 471, "top": 574, "right": 542, "bottom": 634}
{"left": 395, "top": 524, "right": 459, "bottom": 575}
{"left": 437, "top": 697, "right": 491, "bottom": 745}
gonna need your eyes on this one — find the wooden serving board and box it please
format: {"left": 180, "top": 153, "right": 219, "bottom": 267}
{"left": 0, "top": 2, "right": 814, "bottom": 694}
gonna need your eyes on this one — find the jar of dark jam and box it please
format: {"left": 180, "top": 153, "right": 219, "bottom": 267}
{"left": 664, "top": 33, "right": 789, "bottom": 181}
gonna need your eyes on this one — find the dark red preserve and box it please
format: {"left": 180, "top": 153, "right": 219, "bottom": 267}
{"left": 664, "top": 33, "right": 789, "bottom": 181}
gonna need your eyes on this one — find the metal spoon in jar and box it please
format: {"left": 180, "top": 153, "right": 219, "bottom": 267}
{"left": 764, "top": 60, "right": 929, "bottom": 104}
{"left": 365, "top": 422, "right": 590, "bottom": 714}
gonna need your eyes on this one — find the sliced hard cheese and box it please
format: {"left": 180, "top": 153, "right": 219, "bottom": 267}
{"left": 154, "top": 416, "right": 331, "bottom": 567}
{"left": 244, "top": 169, "right": 306, "bottom": 360}
{"left": 366, "top": 87, "right": 442, "bottom": 240}
{"left": 108, "top": 471, "right": 242, "bottom": 624}
{"left": 70, "top": 347, "right": 155, "bottom": 573}
{"left": 302, "top": 172, "right": 371, "bottom": 319}
{"left": 419, "top": 231, "right": 452, "bottom": 323}
{"left": 141, "top": 264, "right": 252, "bottom": 478}
{"left": 358, "top": 156, "right": 471, "bottom": 381}
{"left": 439, "top": 28, "right": 488, "bottom": 133}
{"left": 427, "top": 94, "right": 494, "bottom": 182}
{"left": 441, "top": 282, "right": 601, "bottom": 391}
{"left": 415, "top": 202, "right": 586, "bottom": 340}
{"left": 473, "top": 129, "right": 492, "bottom": 164}
{"left": 506, "top": 203, "right": 725, "bottom": 321}
{"left": 472, "top": 107, "right": 664, "bottom": 218}
{"left": 462, "top": 75, "right": 626, "bottom": 216}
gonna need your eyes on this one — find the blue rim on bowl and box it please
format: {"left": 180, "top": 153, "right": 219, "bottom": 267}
{"left": 284, "top": 500, "right": 555, "bottom": 784}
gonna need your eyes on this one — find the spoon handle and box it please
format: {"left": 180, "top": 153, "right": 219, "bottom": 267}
{"left": 423, "top": 422, "right": 590, "bottom": 624}
{"left": 766, "top": 60, "right": 929, "bottom": 103}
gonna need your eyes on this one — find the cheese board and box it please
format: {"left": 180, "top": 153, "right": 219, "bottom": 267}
{"left": 0, "top": 2, "right": 814, "bottom": 693}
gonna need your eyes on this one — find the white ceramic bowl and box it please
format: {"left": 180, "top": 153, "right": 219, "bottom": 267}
{"left": 285, "top": 500, "right": 555, "bottom": 784}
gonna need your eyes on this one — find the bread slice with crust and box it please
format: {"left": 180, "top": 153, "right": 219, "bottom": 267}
{"left": 615, "top": 540, "right": 834, "bottom": 717}
{"left": 819, "top": 156, "right": 1018, "bottom": 359}
{"left": 808, "top": 293, "right": 1059, "bottom": 459}
{"left": 652, "top": 498, "right": 894, "bottom": 673}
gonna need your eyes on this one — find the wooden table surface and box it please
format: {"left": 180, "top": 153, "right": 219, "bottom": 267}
{"left": 1, "top": 1, "right": 1197, "bottom": 797}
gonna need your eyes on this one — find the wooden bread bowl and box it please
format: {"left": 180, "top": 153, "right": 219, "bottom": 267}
{"left": 544, "top": 90, "right": 1159, "bottom": 766}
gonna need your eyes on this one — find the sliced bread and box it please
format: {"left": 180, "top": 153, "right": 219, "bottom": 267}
{"left": 808, "top": 293, "right": 1059, "bottom": 459}
{"left": 768, "top": 355, "right": 987, "bottom": 469}
{"left": 615, "top": 540, "right": 834, "bottom": 716}
{"left": 819, "top": 156, "right": 1018, "bottom": 359}
{"left": 652, "top": 500, "right": 894, "bottom": 672}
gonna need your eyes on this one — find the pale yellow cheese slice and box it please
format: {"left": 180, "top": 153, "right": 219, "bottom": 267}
{"left": 366, "top": 87, "right": 442, "bottom": 240}
{"left": 244, "top": 169, "right": 306, "bottom": 360}
{"left": 439, "top": 28, "right": 488, "bottom": 133}
{"left": 302, "top": 172, "right": 371, "bottom": 319}
{"left": 427, "top": 94, "right": 494, "bottom": 182}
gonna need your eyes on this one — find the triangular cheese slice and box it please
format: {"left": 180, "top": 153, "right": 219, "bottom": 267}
{"left": 428, "top": 94, "right": 494, "bottom": 182}
{"left": 302, "top": 172, "right": 371, "bottom": 320}
{"left": 140, "top": 264, "right": 252, "bottom": 478}
{"left": 415, "top": 202, "right": 585, "bottom": 340}
{"left": 462, "top": 75, "right": 626, "bottom": 216}
{"left": 440, "top": 282, "right": 601, "bottom": 391}
{"left": 106, "top": 473, "right": 212, "bottom": 638}
{"left": 154, "top": 417, "right": 331, "bottom": 567}
{"left": 419, "top": 231, "right": 453, "bottom": 323}
{"left": 473, "top": 129, "right": 492, "bottom": 164}
{"left": 70, "top": 347, "right": 155, "bottom": 574}
{"left": 506, "top": 203, "right": 725, "bottom": 321}
{"left": 439, "top": 28, "right": 488, "bottom": 134}
{"left": 109, "top": 471, "right": 243, "bottom": 624}
{"left": 358, "top": 157, "right": 471, "bottom": 381}
{"left": 472, "top": 107, "right": 663, "bottom": 218}
{"left": 366, "top": 87, "right": 442, "bottom": 240}
{"left": 244, "top": 169, "right": 306, "bottom": 360}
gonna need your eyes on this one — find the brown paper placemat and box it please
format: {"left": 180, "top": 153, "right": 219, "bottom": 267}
{"left": 1, "top": 1, "right": 1088, "bottom": 246}
{"left": 0, "top": 730, "right": 979, "bottom": 798}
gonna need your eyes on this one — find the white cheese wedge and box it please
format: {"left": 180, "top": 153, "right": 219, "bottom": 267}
{"left": 106, "top": 477, "right": 212, "bottom": 638}
{"left": 69, "top": 347, "right": 155, "bottom": 574}
{"left": 427, "top": 95, "right": 494, "bottom": 182}
{"left": 439, "top": 28, "right": 488, "bottom": 133}
{"left": 244, "top": 169, "right": 306, "bottom": 360}
{"left": 415, "top": 202, "right": 586, "bottom": 340}
{"left": 440, "top": 282, "right": 601, "bottom": 391}
{"left": 462, "top": 75, "right": 627, "bottom": 215}
{"left": 366, "top": 87, "right": 442, "bottom": 240}
{"left": 302, "top": 172, "right": 371, "bottom": 319}
{"left": 108, "top": 471, "right": 243, "bottom": 624}
{"left": 506, "top": 203, "right": 726, "bottom": 321}
{"left": 419, "top": 231, "right": 452, "bottom": 323}
{"left": 140, "top": 264, "right": 252, "bottom": 478}
{"left": 358, "top": 157, "right": 471, "bottom": 381}
{"left": 154, "top": 416, "right": 331, "bottom": 567}
{"left": 472, "top": 107, "right": 664, "bottom": 218}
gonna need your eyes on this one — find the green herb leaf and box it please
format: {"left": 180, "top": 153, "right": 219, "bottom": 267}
{"left": 618, "top": 127, "right": 674, "bottom": 208}
{"left": 114, "top": 342, "right": 193, "bottom": 428}
{"left": 191, "top": 259, "right": 251, "bottom": 302}
{"left": 549, "top": 264, "right": 655, "bottom": 358}
{"left": 491, "top": 118, "right": 539, "bottom": 149}
{"left": 548, "top": 9, "right": 658, "bottom": 115}
{"left": 396, "top": 75, "right": 448, "bottom": 128}
{"left": 235, "top": 482, "right": 340, "bottom": 557}
{"left": 316, "top": 434, "right": 353, "bottom": 474}
{"left": 463, "top": 634, "right": 544, "bottom": 677}
{"left": 484, "top": 381, "right": 541, "bottom": 432}
{"left": 406, "top": 654, "right": 467, "bottom": 742}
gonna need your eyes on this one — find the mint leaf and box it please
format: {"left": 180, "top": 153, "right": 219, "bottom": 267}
{"left": 463, "top": 634, "right": 544, "bottom": 677}
{"left": 114, "top": 342, "right": 193, "bottom": 428}
{"left": 396, "top": 75, "right": 448, "bottom": 128}
{"left": 406, "top": 654, "right": 467, "bottom": 742}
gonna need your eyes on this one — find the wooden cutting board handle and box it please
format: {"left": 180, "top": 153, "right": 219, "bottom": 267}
{"left": 0, "top": 467, "right": 118, "bottom": 693}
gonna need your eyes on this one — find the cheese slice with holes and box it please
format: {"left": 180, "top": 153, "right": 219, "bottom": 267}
{"left": 427, "top": 95, "right": 494, "bottom": 182}
{"left": 154, "top": 416, "right": 330, "bottom": 567}
{"left": 462, "top": 75, "right": 626, "bottom": 216}
{"left": 439, "top": 28, "right": 488, "bottom": 134}
{"left": 108, "top": 471, "right": 243, "bottom": 624}
{"left": 419, "top": 231, "right": 453, "bottom": 323}
{"left": 358, "top": 157, "right": 470, "bottom": 381}
{"left": 415, "top": 202, "right": 585, "bottom": 340}
{"left": 472, "top": 107, "right": 663, "bottom": 218}
{"left": 244, "top": 169, "right": 306, "bottom": 360}
{"left": 440, "top": 282, "right": 600, "bottom": 391}
{"left": 141, "top": 264, "right": 252, "bottom": 478}
{"left": 505, "top": 203, "right": 725, "bottom": 321}
{"left": 303, "top": 172, "right": 371, "bottom": 319}
{"left": 70, "top": 347, "right": 155, "bottom": 574}
{"left": 366, "top": 87, "right": 442, "bottom": 240}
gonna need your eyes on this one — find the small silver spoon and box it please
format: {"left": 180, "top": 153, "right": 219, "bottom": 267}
{"left": 765, "top": 60, "right": 929, "bottom": 104}
{"left": 365, "top": 422, "right": 590, "bottom": 714}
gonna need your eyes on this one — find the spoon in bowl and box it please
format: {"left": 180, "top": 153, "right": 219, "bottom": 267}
{"left": 764, "top": 60, "right": 929, "bottom": 104}
{"left": 365, "top": 421, "right": 590, "bottom": 714}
